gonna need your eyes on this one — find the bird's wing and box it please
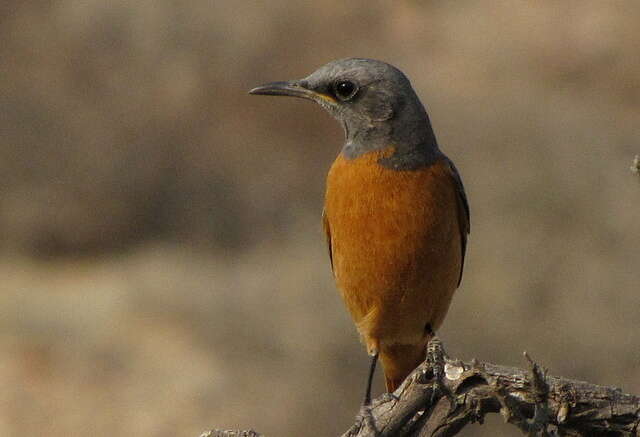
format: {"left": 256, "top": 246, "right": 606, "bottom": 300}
{"left": 446, "top": 159, "right": 470, "bottom": 286}
{"left": 322, "top": 208, "right": 334, "bottom": 273}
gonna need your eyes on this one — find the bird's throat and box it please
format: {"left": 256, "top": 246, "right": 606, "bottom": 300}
{"left": 341, "top": 139, "right": 441, "bottom": 171}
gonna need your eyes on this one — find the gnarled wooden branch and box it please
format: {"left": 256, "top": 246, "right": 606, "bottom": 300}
{"left": 199, "top": 430, "right": 262, "bottom": 437}
{"left": 200, "top": 338, "right": 640, "bottom": 437}
{"left": 342, "top": 338, "right": 640, "bottom": 437}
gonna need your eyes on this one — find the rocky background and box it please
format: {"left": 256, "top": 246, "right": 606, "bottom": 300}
{"left": 1, "top": 2, "right": 639, "bottom": 436}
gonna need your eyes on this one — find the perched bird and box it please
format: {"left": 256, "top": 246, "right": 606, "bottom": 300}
{"left": 250, "top": 58, "right": 470, "bottom": 403}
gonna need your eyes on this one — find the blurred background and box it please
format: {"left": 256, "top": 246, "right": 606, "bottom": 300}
{"left": 1, "top": 1, "right": 639, "bottom": 436}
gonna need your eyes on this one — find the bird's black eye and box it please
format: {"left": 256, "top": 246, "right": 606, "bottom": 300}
{"left": 333, "top": 80, "right": 358, "bottom": 101}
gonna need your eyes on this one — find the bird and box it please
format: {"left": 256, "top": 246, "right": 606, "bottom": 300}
{"left": 249, "top": 58, "right": 470, "bottom": 404}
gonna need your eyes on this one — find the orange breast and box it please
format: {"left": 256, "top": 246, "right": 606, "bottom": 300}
{"left": 324, "top": 148, "right": 462, "bottom": 354}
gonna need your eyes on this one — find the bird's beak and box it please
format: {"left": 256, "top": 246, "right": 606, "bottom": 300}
{"left": 249, "top": 80, "right": 314, "bottom": 99}
{"left": 249, "top": 80, "right": 335, "bottom": 104}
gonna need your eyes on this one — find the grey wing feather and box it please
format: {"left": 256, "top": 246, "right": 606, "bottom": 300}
{"left": 447, "top": 159, "right": 470, "bottom": 286}
{"left": 322, "top": 209, "right": 334, "bottom": 273}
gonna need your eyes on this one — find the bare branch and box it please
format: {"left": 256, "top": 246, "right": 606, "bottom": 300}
{"left": 199, "top": 430, "right": 263, "bottom": 437}
{"left": 200, "top": 338, "right": 640, "bottom": 437}
{"left": 342, "top": 338, "right": 640, "bottom": 437}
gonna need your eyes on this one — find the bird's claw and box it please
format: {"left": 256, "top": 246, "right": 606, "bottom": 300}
{"left": 379, "top": 392, "right": 398, "bottom": 404}
{"left": 349, "top": 404, "right": 374, "bottom": 436}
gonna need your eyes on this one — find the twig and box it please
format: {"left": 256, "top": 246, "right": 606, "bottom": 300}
{"left": 199, "top": 430, "right": 263, "bottom": 437}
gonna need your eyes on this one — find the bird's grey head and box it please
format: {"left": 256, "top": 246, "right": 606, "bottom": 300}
{"left": 250, "top": 58, "right": 440, "bottom": 169}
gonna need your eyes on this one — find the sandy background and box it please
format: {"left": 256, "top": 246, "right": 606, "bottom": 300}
{"left": 1, "top": 1, "right": 639, "bottom": 436}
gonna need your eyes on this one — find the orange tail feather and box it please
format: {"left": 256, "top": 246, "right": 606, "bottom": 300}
{"left": 380, "top": 342, "right": 427, "bottom": 392}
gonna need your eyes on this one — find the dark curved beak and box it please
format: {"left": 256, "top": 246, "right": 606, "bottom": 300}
{"left": 249, "top": 80, "right": 331, "bottom": 103}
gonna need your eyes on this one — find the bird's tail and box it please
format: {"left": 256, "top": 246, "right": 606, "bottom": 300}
{"left": 380, "top": 342, "right": 427, "bottom": 392}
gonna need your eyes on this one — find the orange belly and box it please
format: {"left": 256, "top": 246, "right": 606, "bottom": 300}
{"left": 324, "top": 148, "right": 462, "bottom": 358}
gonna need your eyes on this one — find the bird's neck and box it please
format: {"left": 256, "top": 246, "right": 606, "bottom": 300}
{"left": 341, "top": 113, "right": 442, "bottom": 171}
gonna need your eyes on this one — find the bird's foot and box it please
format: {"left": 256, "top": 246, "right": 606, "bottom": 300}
{"left": 348, "top": 392, "right": 398, "bottom": 435}
{"left": 424, "top": 336, "right": 450, "bottom": 405}
{"left": 378, "top": 392, "right": 398, "bottom": 404}
{"left": 348, "top": 404, "right": 375, "bottom": 436}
